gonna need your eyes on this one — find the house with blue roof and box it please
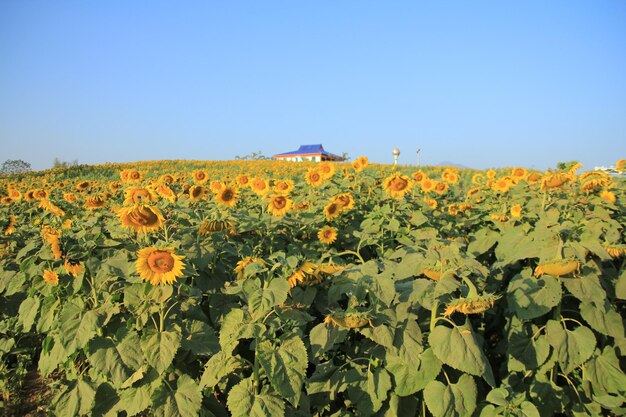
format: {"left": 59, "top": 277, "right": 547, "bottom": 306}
{"left": 274, "top": 144, "right": 345, "bottom": 162}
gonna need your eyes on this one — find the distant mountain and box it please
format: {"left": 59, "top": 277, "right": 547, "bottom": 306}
{"left": 436, "top": 161, "right": 469, "bottom": 169}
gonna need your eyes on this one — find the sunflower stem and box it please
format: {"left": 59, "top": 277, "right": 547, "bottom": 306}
{"left": 159, "top": 300, "right": 165, "bottom": 333}
{"left": 429, "top": 300, "right": 440, "bottom": 332}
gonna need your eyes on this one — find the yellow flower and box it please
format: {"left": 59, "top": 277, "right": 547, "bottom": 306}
{"left": 510, "top": 204, "right": 522, "bottom": 219}
{"left": 193, "top": 170, "right": 209, "bottom": 184}
{"left": 383, "top": 174, "right": 413, "bottom": 198}
{"left": 352, "top": 156, "right": 369, "bottom": 172}
{"left": 541, "top": 172, "right": 573, "bottom": 191}
{"left": 64, "top": 260, "right": 84, "bottom": 277}
{"left": 323, "top": 201, "right": 342, "bottom": 220}
{"left": 124, "top": 186, "right": 159, "bottom": 205}
{"left": 251, "top": 178, "right": 269, "bottom": 195}
{"left": 215, "top": 186, "right": 238, "bottom": 208}
{"left": 486, "top": 169, "right": 497, "bottom": 179}
{"left": 332, "top": 193, "right": 355, "bottom": 211}
{"left": 420, "top": 178, "right": 436, "bottom": 193}
{"left": 234, "top": 257, "right": 266, "bottom": 280}
{"left": 84, "top": 195, "right": 107, "bottom": 210}
{"left": 305, "top": 169, "right": 325, "bottom": 187}
{"left": 412, "top": 170, "right": 426, "bottom": 184}
{"left": 39, "top": 199, "right": 65, "bottom": 217}
{"left": 117, "top": 204, "right": 165, "bottom": 234}
{"left": 616, "top": 159, "right": 626, "bottom": 173}
{"left": 318, "top": 162, "right": 336, "bottom": 179}
{"left": 318, "top": 226, "right": 337, "bottom": 244}
{"left": 492, "top": 177, "right": 512, "bottom": 193}
{"left": 188, "top": 185, "right": 207, "bottom": 202}
{"left": 443, "top": 294, "right": 499, "bottom": 317}
{"left": 490, "top": 213, "right": 509, "bottom": 222}
{"left": 136, "top": 247, "right": 185, "bottom": 285}
{"left": 599, "top": 190, "right": 616, "bottom": 204}
{"left": 267, "top": 194, "right": 292, "bottom": 216}
{"left": 423, "top": 197, "right": 438, "bottom": 210}
{"left": 433, "top": 181, "right": 448, "bottom": 195}
{"left": 604, "top": 244, "right": 626, "bottom": 258}
{"left": 209, "top": 180, "right": 225, "bottom": 194}
{"left": 43, "top": 270, "right": 59, "bottom": 285}
{"left": 534, "top": 259, "right": 580, "bottom": 278}
{"left": 273, "top": 179, "right": 295, "bottom": 194}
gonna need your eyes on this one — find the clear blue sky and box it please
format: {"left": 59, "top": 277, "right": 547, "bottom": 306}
{"left": 1, "top": 1, "right": 625, "bottom": 170}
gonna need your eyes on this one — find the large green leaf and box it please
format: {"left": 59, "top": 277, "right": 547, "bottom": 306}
{"left": 562, "top": 274, "right": 607, "bottom": 304}
{"left": 227, "top": 378, "right": 285, "bottom": 417}
{"left": 507, "top": 273, "right": 561, "bottom": 320}
{"left": 508, "top": 330, "right": 550, "bottom": 372}
{"left": 366, "top": 367, "right": 392, "bottom": 412}
{"left": 545, "top": 320, "right": 596, "bottom": 374}
{"left": 244, "top": 278, "right": 289, "bottom": 321}
{"left": 181, "top": 320, "right": 220, "bottom": 356}
{"left": 468, "top": 228, "right": 499, "bottom": 256}
{"left": 59, "top": 301, "right": 105, "bottom": 352}
{"left": 89, "top": 337, "right": 133, "bottom": 387}
{"left": 141, "top": 325, "right": 182, "bottom": 374}
{"left": 309, "top": 323, "right": 347, "bottom": 360}
{"left": 200, "top": 351, "right": 244, "bottom": 388}
{"left": 18, "top": 295, "right": 40, "bottom": 332}
{"left": 579, "top": 301, "right": 625, "bottom": 339}
{"left": 152, "top": 374, "right": 202, "bottom": 417}
{"left": 386, "top": 347, "right": 441, "bottom": 396}
{"left": 257, "top": 335, "right": 307, "bottom": 406}
{"left": 38, "top": 334, "right": 70, "bottom": 376}
{"left": 53, "top": 378, "right": 96, "bottom": 417}
{"left": 219, "top": 309, "right": 265, "bottom": 352}
{"left": 429, "top": 322, "right": 495, "bottom": 386}
{"left": 583, "top": 347, "right": 626, "bottom": 396}
{"left": 424, "top": 374, "right": 477, "bottom": 417}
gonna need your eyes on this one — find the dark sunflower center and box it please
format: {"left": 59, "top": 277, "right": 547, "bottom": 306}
{"left": 273, "top": 197, "right": 286, "bottom": 209}
{"left": 148, "top": 252, "right": 174, "bottom": 273}
{"left": 130, "top": 207, "right": 159, "bottom": 226}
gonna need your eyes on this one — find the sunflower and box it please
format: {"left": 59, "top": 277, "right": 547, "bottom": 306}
{"left": 604, "top": 244, "right": 626, "bottom": 258}
{"left": 616, "top": 159, "right": 626, "bottom": 173}
{"left": 305, "top": 169, "right": 325, "bottom": 187}
{"left": 63, "top": 192, "right": 77, "bottom": 203}
{"left": 215, "top": 186, "right": 238, "bottom": 208}
{"left": 423, "top": 197, "right": 438, "bottom": 210}
{"left": 383, "top": 174, "right": 413, "bottom": 198}
{"left": 324, "top": 201, "right": 342, "bottom": 220}
{"left": 287, "top": 261, "right": 318, "bottom": 288}
{"left": 412, "top": 170, "right": 426, "bottom": 183}
{"left": 75, "top": 181, "right": 91, "bottom": 192}
{"left": 333, "top": 193, "right": 355, "bottom": 211}
{"left": 273, "top": 179, "right": 295, "bottom": 194}
{"left": 251, "top": 178, "right": 269, "bottom": 195}
{"left": 236, "top": 174, "right": 251, "bottom": 188}
{"left": 442, "top": 170, "right": 459, "bottom": 185}
{"left": 422, "top": 268, "right": 443, "bottom": 281}
{"left": 1, "top": 197, "right": 13, "bottom": 205}
{"left": 511, "top": 167, "right": 527, "bottom": 182}
{"left": 420, "top": 178, "right": 435, "bottom": 193}
{"left": 199, "top": 219, "right": 235, "bottom": 235}
{"left": 318, "top": 226, "right": 338, "bottom": 244}
{"left": 433, "top": 181, "right": 448, "bottom": 195}
{"left": 490, "top": 213, "right": 509, "bottom": 222}
{"left": 540, "top": 172, "right": 573, "bottom": 191}
{"left": 160, "top": 174, "right": 175, "bottom": 183}
{"left": 471, "top": 173, "right": 485, "bottom": 185}
{"left": 117, "top": 204, "right": 165, "bottom": 234}
{"left": 84, "top": 195, "right": 107, "bottom": 210}
{"left": 124, "top": 186, "right": 159, "bottom": 205}
{"left": 39, "top": 199, "right": 65, "bottom": 217}
{"left": 209, "top": 180, "right": 225, "bottom": 194}
{"left": 526, "top": 171, "right": 543, "bottom": 184}
{"left": 34, "top": 189, "right": 48, "bottom": 200}
{"left": 443, "top": 293, "right": 500, "bottom": 317}
{"left": 486, "top": 169, "right": 497, "bottom": 179}
{"left": 155, "top": 183, "right": 176, "bottom": 203}
{"left": 599, "top": 190, "right": 616, "bottom": 204}
{"left": 64, "top": 260, "right": 83, "bottom": 277}
{"left": 234, "top": 257, "right": 266, "bottom": 280}
{"left": 125, "top": 170, "right": 144, "bottom": 184}
{"left": 318, "top": 162, "right": 336, "bottom": 179}
{"left": 192, "top": 169, "right": 209, "bottom": 184}
{"left": 534, "top": 259, "right": 580, "bottom": 278}
{"left": 7, "top": 188, "right": 21, "bottom": 201}
{"left": 188, "top": 185, "right": 206, "bottom": 202}
{"left": 136, "top": 247, "right": 185, "bottom": 285}
{"left": 352, "top": 156, "right": 369, "bottom": 172}
{"left": 43, "top": 270, "right": 59, "bottom": 285}
{"left": 3, "top": 215, "right": 16, "bottom": 236}
{"left": 510, "top": 204, "right": 522, "bottom": 219}
{"left": 492, "top": 177, "right": 512, "bottom": 193}
{"left": 267, "top": 194, "right": 292, "bottom": 216}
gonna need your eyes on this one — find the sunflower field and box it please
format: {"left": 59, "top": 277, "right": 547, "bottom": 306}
{"left": 0, "top": 157, "right": 625, "bottom": 417}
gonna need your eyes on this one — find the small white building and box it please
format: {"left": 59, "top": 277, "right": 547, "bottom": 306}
{"left": 274, "top": 144, "right": 345, "bottom": 162}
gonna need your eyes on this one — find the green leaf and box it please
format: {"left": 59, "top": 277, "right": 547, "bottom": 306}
{"left": 309, "top": 323, "right": 347, "bottom": 360}
{"left": 53, "top": 378, "right": 96, "bottom": 417}
{"left": 59, "top": 301, "right": 104, "bottom": 352}
{"left": 366, "top": 367, "right": 392, "bottom": 412}
{"left": 18, "top": 296, "right": 40, "bottom": 332}
{"left": 244, "top": 278, "right": 289, "bottom": 321}
{"left": 562, "top": 273, "right": 607, "bottom": 304}
{"left": 219, "top": 309, "right": 265, "bottom": 352}
{"left": 429, "top": 322, "right": 495, "bottom": 386}
{"left": 152, "top": 375, "right": 202, "bottom": 417}
{"left": 424, "top": 374, "right": 477, "bottom": 417}
{"left": 545, "top": 320, "right": 596, "bottom": 374}
{"left": 227, "top": 378, "right": 285, "bottom": 417}
{"left": 616, "top": 269, "right": 626, "bottom": 300}
{"left": 141, "top": 325, "right": 182, "bottom": 374}
{"left": 583, "top": 347, "right": 626, "bottom": 396}
{"left": 181, "top": 320, "right": 219, "bottom": 356}
{"left": 89, "top": 337, "right": 133, "bottom": 388}
{"left": 508, "top": 330, "right": 550, "bottom": 372}
{"left": 468, "top": 228, "right": 499, "bottom": 256}
{"left": 579, "top": 301, "right": 625, "bottom": 339}
{"left": 507, "top": 273, "right": 561, "bottom": 320}
{"left": 200, "top": 351, "right": 244, "bottom": 388}
{"left": 118, "top": 385, "right": 152, "bottom": 416}
{"left": 38, "top": 335, "right": 70, "bottom": 376}
{"left": 386, "top": 347, "right": 441, "bottom": 396}
{"left": 358, "top": 325, "right": 395, "bottom": 349}
{"left": 257, "top": 335, "right": 307, "bottom": 406}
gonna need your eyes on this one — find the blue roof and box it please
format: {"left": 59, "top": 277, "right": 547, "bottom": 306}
{"left": 275, "top": 144, "right": 327, "bottom": 156}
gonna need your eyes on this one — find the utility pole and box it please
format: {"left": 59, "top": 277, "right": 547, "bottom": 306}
{"left": 416, "top": 148, "right": 421, "bottom": 167}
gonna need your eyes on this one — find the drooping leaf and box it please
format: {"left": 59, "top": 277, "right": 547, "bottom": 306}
{"left": 257, "top": 335, "right": 307, "bottom": 406}
{"left": 508, "top": 330, "right": 550, "bottom": 372}
{"left": 53, "top": 378, "right": 96, "bottom": 417}
{"left": 59, "top": 301, "right": 105, "bottom": 352}
{"left": 366, "top": 367, "right": 392, "bottom": 412}
{"left": 181, "top": 320, "right": 220, "bottom": 356}
{"left": 386, "top": 347, "right": 441, "bottom": 396}
{"left": 424, "top": 374, "right": 477, "bottom": 417}
{"left": 227, "top": 378, "right": 285, "bottom": 417}
{"left": 309, "top": 323, "right": 347, "bottom": 360}
{"left": 89, "top": 337, "right": 133, "bottom": 388}
{"left": 429, "top": 322, "right": 495, "bottom": 386}
{"left": 545, "top": 320, "right": 596, "bottom": 374}
{"left": 583, "top": 347, "right": 626, "bottom": 396}
{"left": 18, "top": 295, "right": 40, "bottom": 332}
{"left": 579, "top": 301, "right": 625, "bottom": 339}
{"left": 244, "top": 278, "right": 289, "bottom": 321}
{"left": 562, "top": 273, "right": 607, "bottom": 304}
